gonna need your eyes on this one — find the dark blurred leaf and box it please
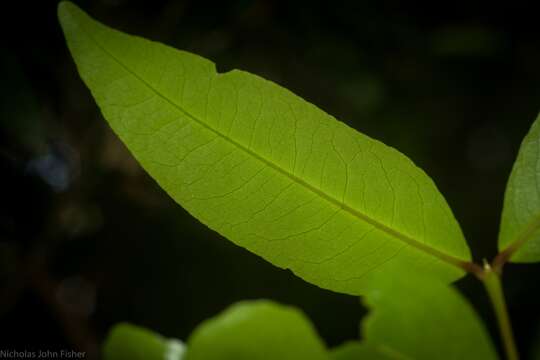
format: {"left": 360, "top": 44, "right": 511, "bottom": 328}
{"left": 330, "top": 341, "right": 393, "bottom": 360}
{"left": 361, "top": 273, "right": 498, "bottom": 360}
{"left": 185, "top": 300, "right": 328, "bottom": 360}
{"left": 103, "top": 323, "right": 185, "bottom": 360}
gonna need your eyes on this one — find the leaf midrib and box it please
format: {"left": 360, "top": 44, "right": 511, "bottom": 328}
{"left": 502, "top": 212, "right": 540, "bottom": 259}
{"left": 70, "top": 8, "right": 469, "bottom": 271}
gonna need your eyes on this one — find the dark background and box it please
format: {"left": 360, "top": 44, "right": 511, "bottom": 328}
{"left": 2, "top": 0, "right": 540, "bottom": 358}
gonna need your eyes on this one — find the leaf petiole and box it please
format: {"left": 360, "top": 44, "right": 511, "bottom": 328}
{"left": 481, "top": 262, "right": 519, "bottom": 360}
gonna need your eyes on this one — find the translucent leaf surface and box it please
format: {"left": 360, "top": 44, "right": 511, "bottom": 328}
{"left": 499, "top": 114, "right": 540, "bottom": 262}
{"left": 361, "top": 273, "right": 498, "bottom": 360}
{"left": 58, "top": 1, "right": 471, "bottom": 295}
{"left": 103, "top": 323, "right": 185, "bottom": 360}
{"left": 184, "top": 300, "right": 328, "bottom": 360}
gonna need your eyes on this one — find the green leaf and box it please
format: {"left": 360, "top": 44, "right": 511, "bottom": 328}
{"left": 103, "top": 323, "right": 185, "bottom": 360}
{"left": 184, "top": 300, "right": 328, "bottom": 360}
{"left": 499, "top": 114, "right": 540, "bottom": 262}
{"left": 58, "top": 1, "right": 471, "bottom": 295}
{"left": 361, "top": 273, "right": 498, "bottom": 360}
{"left": 330, "top": 341, "right": 394, "bottom": 360}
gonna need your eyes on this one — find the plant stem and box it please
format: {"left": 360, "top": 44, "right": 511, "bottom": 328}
{"left": 481, "top": 263, "right": 519, "bottom": 360}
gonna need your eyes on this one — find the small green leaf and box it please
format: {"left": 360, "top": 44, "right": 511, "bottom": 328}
{"left": 58, "top": 1, "right": 471, "bottom": 295}
{"left": 184, "top": 300, "right": 328, "bottom": 360}
{"left": 361, "top": 273, "right": 498, "bottom": 360}
{"left": 103, "top": 323, "right": 185, "bottom": 360}
{"left": 499, "top": 114, "right": 540, "bottom": 262}
{"left": 330, "top": 341, "right": 394, "bottom": 360}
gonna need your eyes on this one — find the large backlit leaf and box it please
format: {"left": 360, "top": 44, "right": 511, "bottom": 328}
{"left": 58, "top": 1, "right": 471, "bottom": 295}
{"left": 499, "top": 114, "right": 540, "bottom": 262}
{"left": 184, "top": 300, "right": 328, "bottom": 360}
{"left": 361, "top": 273, "right": 498, "bottom": 360}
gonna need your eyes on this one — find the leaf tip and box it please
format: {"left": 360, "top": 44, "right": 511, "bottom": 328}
{"left": 57, "top": 1, "right": 73, "bottom": 20}
{"left": 57, "top": 1, "right": 86, "bottom": 31}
